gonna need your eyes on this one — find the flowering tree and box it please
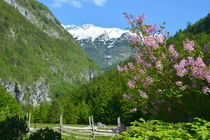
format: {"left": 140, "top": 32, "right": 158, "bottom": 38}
{"left": 118, "top": 13, "right": 210, "bottom": 116}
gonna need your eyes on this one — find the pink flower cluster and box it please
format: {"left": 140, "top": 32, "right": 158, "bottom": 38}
{"left": 144, "top": 76, "right": 154, "bottom": 87}
{"left": 135, "top": 54, "right": 152, "bottom": 68}
{"left": 175, "top": 81, "right": 188, "bottom": 89}
{"left": 184, "top": 40, "right": 195, "bottom": 52}
{"left": 128, "top": 62, "right": 135, "bottom": 70}
{"left": 128, "top": 80, "right": 135, "bottom": 88}
{"left": 156, "top": 34, "right": 165, "bottom": 44}
{"left": 135, "top": 14, "right": 145, "bottom": 23}
{"left": 174, "top": 56, "right": 210, "bottom": 83}
{"left": 169, "top": 44, "right": 179, "bottom": 59}
{"left": 174, "top": 59, "right": 188, "bottom": 77}
{"left": 202, "top": 86, "right": 210, "bottom": 95}
{"left": 139, "top": 69, "right": 146, "bottom": 74}
{"left": 123, "top": 13, "right": 145, "bottom": 24}
{"left": 155, "top": 60, "right": 162, "bottom": 70}
{"left": 143, "top": 24, "right": 157, "bottom": 34}
{"left": 117, "top": 65, "right": 128, "bottom": 72}
{"left": 129, "top": 35, "right": 140, "bottom": 43}
{"left": 175, "top": 81, "right": 183, "bottom": 86}
{"left": 139, "top": 90, "right": 148, "bottom": 98}
{"left": 144, "top": 36, "right": 158, "bottom": 50}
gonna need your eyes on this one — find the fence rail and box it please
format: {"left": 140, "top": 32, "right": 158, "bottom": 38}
{"left": 28, "top": 115, "right": 121, "bottom": 139}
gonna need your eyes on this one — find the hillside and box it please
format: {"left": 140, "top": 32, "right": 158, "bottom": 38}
{"left": 0, "top": 0, "right": 98, "bottom": 106}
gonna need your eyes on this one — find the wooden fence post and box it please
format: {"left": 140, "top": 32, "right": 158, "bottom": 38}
{"left": 89, "top": 116, "right": 91, "bottom": 126}
{"left": 117, "top": 117, "right": 121, "bottom": 127}
{"left": 28, "top": 113, "right": 31, "bottom": 129}
{"left": 91, "top": 115, "right": 95, "bottom": 139}
{"left": 60, "top": 114, "right": 63, "bottom": 137}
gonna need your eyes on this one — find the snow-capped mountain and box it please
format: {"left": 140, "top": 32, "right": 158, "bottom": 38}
{"left": 64, "top": 24, "right": 136, "bottom": 71}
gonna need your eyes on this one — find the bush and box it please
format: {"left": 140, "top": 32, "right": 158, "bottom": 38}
{"left": 119, "top": 13, "right": 210, "bottom": 122}
{"left": 29, "top": 127, "right": 61, "bottom": 140}
{"left": 0, "top": 116, "right": 29, "bottom": 140}
{"left": 117, "top": 118, "right": 210, "bottom": 139}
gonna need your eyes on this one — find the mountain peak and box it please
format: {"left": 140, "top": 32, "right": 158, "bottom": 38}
{"left": 64, "top": 24, "right": 129, "bottom": 41}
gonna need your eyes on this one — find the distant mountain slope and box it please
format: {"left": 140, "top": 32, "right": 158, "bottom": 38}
{"left": 0, "top": 0, "right": 98, "bottom": 106}
{"left": 64, "top": 24, "right": 136, "bottom": 71}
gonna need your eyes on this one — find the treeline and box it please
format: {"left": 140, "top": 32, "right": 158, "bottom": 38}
{"left": 24, "top": 68, "right": 141, "bottom": 125}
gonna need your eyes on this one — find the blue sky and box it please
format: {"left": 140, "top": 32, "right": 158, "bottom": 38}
{"left": 37, "top": 0, "right": 210, "bottom": 35}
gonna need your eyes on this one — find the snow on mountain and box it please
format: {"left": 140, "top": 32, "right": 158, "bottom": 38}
{"left": 64, "top": 24, "right": 129, "bottom": 41}
{"left": 64, "top": 24, "right": 135, "bottom": 72}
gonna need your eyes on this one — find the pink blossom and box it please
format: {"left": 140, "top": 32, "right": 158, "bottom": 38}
{"left": 143, "top": 25, "right": 157, "bottom": 34}
{"left": 139, "top": 69, "right": 146, "bottom": 74}
{"left": 180, "top": 59, "right": 188, "bottom": 67}
{"left": 144, "top": 36, "right": 158, "bottom": 50}
{"left": 117, "top": 65, "right": 128, "bottom": 72}
{"left": 128, "top": 62, "right": 135, "bottom": 70}
{"left": 123, "top": 94, "right": 133, "bottom": 99}
{"left": 117, "top": 66, "right": 124, "bottom": 72}
{"left": 135, "top": 14, "right": 145, "bottom": 23}
{"left": 161, "top": 52, "right": 166, "bottom": 59}
{"left": 203, "top": 44, "right": 209, "bottom": 53}
{"left": 150, "top": 55, "right": 155, "bottom": 61}
{"left": 155, "top": 60, "right": 162, "bottom": 70}
{"left": 129, "top": 35, "right": 140, "bottom": 43}
{"left": 175, "top": 81, "right": 183, "bottom": 87}
{"left": 202, "top": 86, "right": 210, "bottom": 95}
{"left": 135, "top": 57, "right": 152, "bottom": 68}
{"left": 174, "top": 59, "right": 188, "bottom": 77}
{"left": 191, "top": 68, "right": 205, "bottom": 79}
{"left": 127, "top": 80, "right": 135, "bottom": 88}
{"left": 144, "top": 63, "right": 152, "bottom": 68}
{"left": 187, "top": 56, "right": 195, "bottom": 65}
{"left": 144, "top": 76, "right": 154, "bottom": 87}
{"left": 169, "top": 44, "right": 179, "bottom": 58}
{"left": 176, "top": 68, "right": 188, "bottom": 77}
{"left": 195, "top": 57, "right": 206, "bottom": 68}
{"left": 203, "top": 70, "right": 210, "bottom": 83}
{"left": 181, "top": 85, "right": 188, "bottom": 90}
{"left": 184, "top": 40, "right": 195, "bottom": 52}
{"left": 156, "top": 34, "right": 164, "bottom": 44}
{"left": 123, "top": 13, "right": 132, "bottom": 24}
{"left": 139, "top": 90, "right": 148, "bottom": 98}
{"left": 134, "top": 53, "right": 143, "bottom": 61}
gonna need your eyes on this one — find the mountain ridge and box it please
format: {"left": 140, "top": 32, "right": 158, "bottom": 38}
{"left": 64, "top": 24, "right": 135, "bottom": 71}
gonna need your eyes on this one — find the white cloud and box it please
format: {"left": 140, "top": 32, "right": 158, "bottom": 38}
{"left": 90, "top": 0, "right": 107, "bottom": 6}
{"left": 51, "top": 0, "right": 107, "bottom": 8}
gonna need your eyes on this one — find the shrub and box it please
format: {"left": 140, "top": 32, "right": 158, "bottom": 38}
{"left": 119, "top": 13, "right": 210, "bottom": 121}
{"left": 117, "top": 118, "right": 210, "bottom": 139}
{"left": 28, "top": 127, "right": 61, "bottom": 140}
{"left": 0, "top": 116, "right": 29, "bottom": 140}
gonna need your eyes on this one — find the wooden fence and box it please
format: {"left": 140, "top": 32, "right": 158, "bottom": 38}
{"left": 28, "top": 114, "right": 121, "bottom": 139}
